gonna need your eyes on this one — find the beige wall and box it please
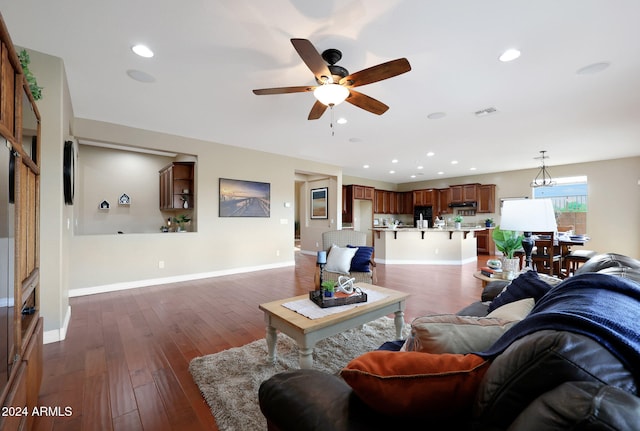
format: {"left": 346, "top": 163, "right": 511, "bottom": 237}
{"left": 70, "top": 119, "right": 342, "bottom": 292}
{"left": 296, "top": 173, "right": 341, "bottom": 254}
{"left": 29, "top": 49, "right": 74, "bottom": 339}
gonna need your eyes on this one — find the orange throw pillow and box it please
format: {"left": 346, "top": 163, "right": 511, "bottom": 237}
{"left": 340, "top": 351, "right": 489, "bottom": 417}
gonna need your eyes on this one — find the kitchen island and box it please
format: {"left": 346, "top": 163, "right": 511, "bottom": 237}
{"left": 372, "top": 227, "right": 486, "bottom": 265}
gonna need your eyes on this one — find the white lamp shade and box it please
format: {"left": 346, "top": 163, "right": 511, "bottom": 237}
{"left": 313, "top": 84, "right": 349, "bottom": 106}
{"left": 500, "top": 199, "right": 557, "bottom": 232}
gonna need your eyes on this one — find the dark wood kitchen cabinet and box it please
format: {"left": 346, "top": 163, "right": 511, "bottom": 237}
{"left": 396, "top": 191, "right": 413, "bottom": 214}
{"left": 352, "top": 185, "right": 374, "bottom": 200}
{"left": 437, "top": 188, "right": 451, "bottom": 215}
{"left": 476, "top": 229, "right": 496, "bottom": 255}
{"left": 413, "top": 189, "right": 434, "bottom": 206}
{"left": 477, "top": 184, "right": 496, "bottom": 213}
{"left": 343, "top": 185, "right": 374, "bottom": 222}
{"left": 159, "top": 162, "right": 195, "bottom": 210}
{"left": 451, "top": 184, "right": 479, "bottom": 203}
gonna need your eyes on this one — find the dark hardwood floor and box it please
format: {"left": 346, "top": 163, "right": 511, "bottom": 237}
{"left": 33, "top": 252, "right": 491, "bottom": 431}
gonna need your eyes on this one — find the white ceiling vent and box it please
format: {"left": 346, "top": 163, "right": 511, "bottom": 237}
{"left": 474, "top": 107, "right": 498, "bottom": 117}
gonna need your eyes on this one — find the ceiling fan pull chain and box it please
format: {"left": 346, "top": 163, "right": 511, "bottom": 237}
{"left": 330, "top": 105, "right": 335, "bottom": 136}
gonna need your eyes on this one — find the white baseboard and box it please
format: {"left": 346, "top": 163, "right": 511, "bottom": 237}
{"left": 68, "top": 260, "right": 295, "bottom": 298}
{"left": 43, "top": 305, "right": 71, "bottom": 344}
{"left": 374, "top": 257, "right": 478, "bottom": 265}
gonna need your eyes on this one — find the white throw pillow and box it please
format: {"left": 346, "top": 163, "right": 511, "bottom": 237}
{"left": 324, "top": 245, "right": 358, "bottom": 275}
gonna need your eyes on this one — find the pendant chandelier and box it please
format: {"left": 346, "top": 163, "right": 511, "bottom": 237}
{"left": 530, "top": 150, "right": 556, "bottom": 188}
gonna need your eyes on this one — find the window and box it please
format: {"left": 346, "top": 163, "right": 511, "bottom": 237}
{"left": 533, "top": 176, "right": 587, "bottom": 234}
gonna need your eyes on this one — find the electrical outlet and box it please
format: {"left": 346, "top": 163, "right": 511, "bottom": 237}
{"left": 276, "top": 250, "right": 280, "bottom": 256}
{"left": 158, "top": 260, "right": 165, "bottom": 269}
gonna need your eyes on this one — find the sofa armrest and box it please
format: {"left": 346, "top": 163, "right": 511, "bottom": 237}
{"left": 259, "top": 369, "right": 437, "bottom": 430}
{"left": 509, "top": 381, "right": 640, "bottom": 430}
{"left": 474, "top": 330, "right": 637, "bottom": 429}
{"left": 259, "top": 370, "right": 355, "bottom": 431}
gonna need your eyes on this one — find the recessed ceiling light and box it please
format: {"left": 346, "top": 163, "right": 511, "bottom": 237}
{"left": 437, "top": 171, "right": 444, "bottom": 175}
{"left": 576, "top": 62, "right": 610, "bottom": 75}
{"left": 389, "top": 170, "right": 395, "bottom": 174}
{"left": 427, "top": 112, "right": 446, "bottom": 120}
{"left": 363, "top": 164, "right": 370, "bottom": 169}
{"left": 417, "top": 165, "right": 424, "bottom": 170}
{"left": 410, "top": 174, "right": 416, "bottom": 178}
{"left": 391, "top": 159, "right": 398, "bottom": 163}
{"left": 337, "top": 117, "right": 348, "bottom": 124}
{"left": 132, "top": 44, "right": 154, "bottom": 58}
{"left": 499, "top": 48, "right": 521, "bottom": 62}
{"left": 427, "top": 152, "right": 435, "bottom": 157}
{"left": 451, "top": 160, "right": 458, "bottom": 165}
{"left": 470, "top": 167, "right": 477, "bottom": 171}
{"left": 126, "top": 69, "right": 156, "bottom": 83}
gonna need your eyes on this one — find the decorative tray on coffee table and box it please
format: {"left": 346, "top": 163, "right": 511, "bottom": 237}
{"left": 309, "top": 289, "right": 368, "bottom": 308}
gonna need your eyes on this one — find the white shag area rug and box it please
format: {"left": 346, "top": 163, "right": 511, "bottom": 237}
{"left": 189, "top": 316, "right": 406, "bottom": 431}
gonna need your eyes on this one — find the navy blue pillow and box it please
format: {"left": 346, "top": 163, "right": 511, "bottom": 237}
{"left": 347, "top": 245, "right": 374, "bottom": 273}
{"left": 487, "top": 270, "right": 553, "bottom": 313}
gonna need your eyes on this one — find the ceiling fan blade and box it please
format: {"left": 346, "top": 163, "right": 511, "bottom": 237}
{"left": 253, "top": 86, "right": 314, "bottom": 95}
{"left": 308, "top": 100, "right": 328, "bottom": 120}
{"left": 339, "top": 58, "right": 411, "bottom": 88}
{"left": 291, "top": 38, "right": 332, "bottom": 82}
{"left": 345, "top": 90, "right": 389, "bottom": 115}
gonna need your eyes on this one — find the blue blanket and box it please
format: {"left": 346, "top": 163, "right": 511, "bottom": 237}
{"left": 479, "top": 273, "right": 640, "bottom": 381}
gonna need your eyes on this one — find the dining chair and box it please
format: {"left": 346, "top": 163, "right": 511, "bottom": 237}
{"left": 530, "top": 231, "right": 562, "bottom": 277}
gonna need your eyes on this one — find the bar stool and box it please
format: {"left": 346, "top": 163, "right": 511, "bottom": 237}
{"left": 564, "top": 250, "right": 598, "bottom": 277}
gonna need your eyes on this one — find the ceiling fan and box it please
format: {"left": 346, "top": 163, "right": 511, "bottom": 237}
{"left": 252, "top": 38, "right": 411, "bottom": 120}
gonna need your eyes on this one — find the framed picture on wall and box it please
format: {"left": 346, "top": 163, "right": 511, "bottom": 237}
{"left": 219, "top": 178, "right": 271, "bottom": 217}
{"left": 310, "top": 187, "right": 328, "bottom": 219}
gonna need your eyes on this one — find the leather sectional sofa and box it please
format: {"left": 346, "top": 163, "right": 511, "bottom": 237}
{"left": 259, "top": 253, "right": 640, "bottom": 430}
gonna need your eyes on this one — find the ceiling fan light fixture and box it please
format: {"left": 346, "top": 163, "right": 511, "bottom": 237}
{"left": 313, "top": 84, "right": 349, "bottom": 106}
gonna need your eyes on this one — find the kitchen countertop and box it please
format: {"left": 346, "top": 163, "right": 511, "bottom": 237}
{"left": 372, "top": 226, "right": 487, "bottom": 232}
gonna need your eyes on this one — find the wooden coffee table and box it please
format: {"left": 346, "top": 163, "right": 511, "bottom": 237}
{"left": 259, "top": 283, "right": 409, "bottom": 369}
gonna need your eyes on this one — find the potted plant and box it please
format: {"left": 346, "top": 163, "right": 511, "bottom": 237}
{"left": 173, "top": 214, "right": 191, "bottom": 232}
{"left": 18, "top": 49, "right": 43, "bottom": 100}
{"left": 321, "top": 281, "right": 335, "bottom": 298}
{"left": 492, "top": 226, "right": 524, "bottom": 279}
{"left": 485, "top": 218, "right": 494, "bottom": 227}
{"left": 454, "top": 215, "right": 463, "bottom": 229}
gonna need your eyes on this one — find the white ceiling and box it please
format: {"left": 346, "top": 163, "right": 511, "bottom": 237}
{"left": 2, "top": 0, "right": 639, "bottom": 184}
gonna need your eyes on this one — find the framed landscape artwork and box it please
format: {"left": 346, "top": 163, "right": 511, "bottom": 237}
{"left": 219, "top": 178, "right": 270, "bottom": 217}
{"left": 310, "top": 187, "right": 328, "bottom": 219}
